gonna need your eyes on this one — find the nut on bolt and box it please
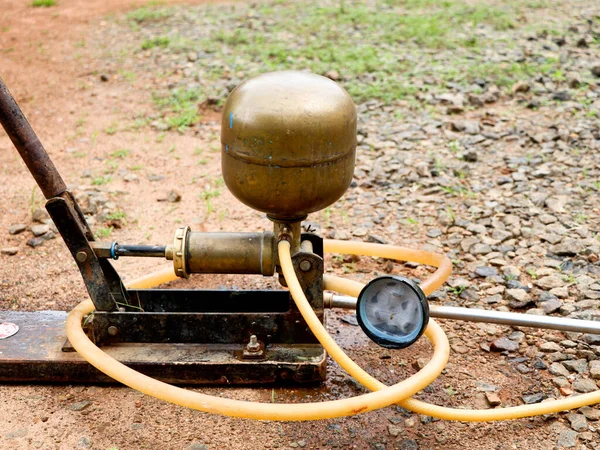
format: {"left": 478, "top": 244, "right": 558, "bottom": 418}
{"left": 299, "top": 259, "right": 312, "bottom": 272}
{"left": 246, "top": 334, "right": 261, "bottom": 352}
{"left": 242, "top": 334, "right": 265, "bottom": 359}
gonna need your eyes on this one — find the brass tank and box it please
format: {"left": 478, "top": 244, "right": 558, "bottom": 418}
{"left": 221, "top": 71, "right": 356, "bottom": 221}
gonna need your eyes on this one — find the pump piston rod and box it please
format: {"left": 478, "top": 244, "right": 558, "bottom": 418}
{"left": 91, "top": 243, "right": 167, "bottom": 259}
{"left": 325, "top": 294, "right": 600, "bottom": 334}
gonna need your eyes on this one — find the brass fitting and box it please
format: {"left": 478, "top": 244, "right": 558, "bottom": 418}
{"left": 169, "top": 226, "right": 190, "bottom": 278}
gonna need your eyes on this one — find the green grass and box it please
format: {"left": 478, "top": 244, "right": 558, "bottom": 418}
{"left": 111, "top": 148, "right": 131, "bottom": 158}
{"left": 105, "top": 211, "right": 126, "bottom": 221}
{"left": 127, "top": 6, "right": 173, "bottom": 23}
{"left": 104, "top": 122, "right": 118, "bottom": 135}
{"left": 95, "top": 227, "right": 114, "bottom": 238}
{"left": 200, "top": 184, "right": 221, "bottom": 217}
{"left": 32, "top": 0, "right": 55, "bottom": 7}
{"left": 124, "top": 0, "right": 579, "bottom": 112}
{"left": 126, "top": 0, "right": 528, "bottom": 106}
{"left": 92, "top": 175, "right": 112, "bottom": 186}
{"left": 141, "top": 36, "right": 170, "bottom": 50}
{"left": 153, "top": 87, "right": 204, "bottom": 131}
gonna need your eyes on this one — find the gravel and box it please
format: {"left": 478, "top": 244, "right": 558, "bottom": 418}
{"left": 89, "top": 2, "right": 600, "bottom": 444}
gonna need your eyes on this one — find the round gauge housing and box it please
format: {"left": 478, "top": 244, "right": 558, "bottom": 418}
{"left": 356, "top": 275, "right": 429, "bottom": 349}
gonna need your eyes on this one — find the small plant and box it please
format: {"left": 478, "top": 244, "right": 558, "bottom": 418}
{"left": 154, "top": 87, "right": 204, "bottom": 131}
{"left": 96, "top": 227, "right": 114, "bottom": 238}
{"left": 92, "top": 175, "right": 112, "bottom": 186}
{"left": 323, "top": 207, "right": 331, "bottom": 228}
{"left": 105, "top": 159, "right": 119, "bottom": 172}
{"left": 29, "top": 186, "right": 40, "bottom": 215}
{"left": 105, "top": 211, "right": 126, "bottom": 221}
{"left": 104, "top": 123, "right": 118, "bottom": 135}
{"left": 115, "top": 301, "right": 144, "bottom": 312}
{"left": 82, "top": 311, "right": 95, "bottom": 327}
{"left": 340, "top": 208, "right": 349, "bottom": 224}
{"left": 562, "top": 273, "right": 576, "bottom": 284}
{"left": 201, "top": 185, "right": 221, "bottom": 217}
{"left": 343, "top": 262, "right": 356, "bottom": 273}
{"left": 448, "top": 285, "right": 467, "bottom": 295}
{"left": 440, "top": 185, "right": 475, "bottom": 198}
{"left": 526, "top": 268, "right": 538, "bottom": 280}
{"left": 449, "top": 140, "right": 463, "bottom": 154}
{"left": 141, "top": 36, "right": 170, "bottom": 50}
{"left": 127, "top": 6, "right": 172, "bottom": 23}
{"left": 91, "top": 130, "right": 99, "bottom": 147}
{"left": 32, "top": 0, "right": 56, "bottom": 7}
{"left": 111, "top": 148, "right": 131, "bottom": 159}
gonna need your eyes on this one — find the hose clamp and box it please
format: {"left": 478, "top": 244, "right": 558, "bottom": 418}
{"left": 110, "top": 242, "right": 119, "bottom": 260}
{"left": 277, "top": 226, "right": 293, "bottom": 244}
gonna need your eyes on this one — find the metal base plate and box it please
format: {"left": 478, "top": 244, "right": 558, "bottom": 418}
{"left": 0, "top": 311, "right": 326, "bottom": 384}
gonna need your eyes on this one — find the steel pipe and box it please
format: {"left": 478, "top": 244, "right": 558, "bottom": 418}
{"left": 326, "top": 294, "right": 600, "bottom": 334}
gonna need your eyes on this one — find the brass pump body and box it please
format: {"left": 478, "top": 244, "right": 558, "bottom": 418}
{"left": 166, "top": 71, "right": 359, "bottom": 278}
{"left": 221, "top": 71, "right": 357, "bottom": 223}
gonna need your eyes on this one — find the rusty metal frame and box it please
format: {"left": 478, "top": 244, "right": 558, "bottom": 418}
{"left": 0, "top": 76, "right": 327, "bottom": 384}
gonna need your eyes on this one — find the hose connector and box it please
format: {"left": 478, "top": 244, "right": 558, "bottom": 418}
{"left": 277, "top": 226, "right": 293, "bottom": 243}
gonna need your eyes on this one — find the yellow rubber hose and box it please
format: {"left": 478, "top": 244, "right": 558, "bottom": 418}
{"left": 321, "top": 239, "right": 600, "bottom": 420}
{"left": 125, "top": 265, "right": 179, "bottom": 289}
{"left": 323, "top": 239, "right": 452, "bottom": 296}
{"left": 64, "top": 252, "right": 450, "bottom": 421}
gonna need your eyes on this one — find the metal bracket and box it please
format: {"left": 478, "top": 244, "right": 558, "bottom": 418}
{"left": 46, "top": 193, "right": 124, "bottom": 311}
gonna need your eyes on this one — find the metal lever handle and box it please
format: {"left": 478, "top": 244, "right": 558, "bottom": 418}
{"left": 0, "top": 76, "right": 67, "bottom": 199}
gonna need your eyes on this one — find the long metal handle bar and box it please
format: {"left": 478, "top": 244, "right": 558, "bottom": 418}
{"left": 325, "top": 294, "right": 600, "bottom": 334}
{"left": 0, "top": 77, "right": 67, "bottom": 199}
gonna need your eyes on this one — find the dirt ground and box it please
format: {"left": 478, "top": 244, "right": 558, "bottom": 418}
{"left": 0, "top": 1, "right": 594, "bottom": 449}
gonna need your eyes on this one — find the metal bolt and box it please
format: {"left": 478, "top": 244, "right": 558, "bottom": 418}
{"left": 107, "top": 326, "right": 119, "bottom": 336}
{"left": 299, "top": 259, "right": 312, "bottom": 272}
{"left": 246, "top": 334, "right": 261, "bottom": 352}
{"left": 76, "top": 251, "right": 88, "bottom": 262}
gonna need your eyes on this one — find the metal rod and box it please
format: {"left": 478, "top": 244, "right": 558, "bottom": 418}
{"left": 91, "top": 242, "right": 167, "bottom": 259}
{"left": 0, "top": 77, "right": 67, "bottom": 199}
{"left": 115, "top": 245, "right": 167, "bottom": 258}
{"left": 429, "top": 305, "right": 600, "bottom": 334}
{"left": 327, "top": 294, "right": 600, "bottom": 334}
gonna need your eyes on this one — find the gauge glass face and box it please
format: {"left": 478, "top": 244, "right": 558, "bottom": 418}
{"left": 357, "top": 276, "right": 427, "bottom": 348}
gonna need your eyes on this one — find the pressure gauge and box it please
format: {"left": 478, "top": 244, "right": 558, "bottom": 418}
{"left": 356, "top": 276, "right": 429, "bottom": 349}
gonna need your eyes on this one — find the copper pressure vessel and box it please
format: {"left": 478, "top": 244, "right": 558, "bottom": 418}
{"left": 221, "top": 71, "right": 357, "bottom": 221}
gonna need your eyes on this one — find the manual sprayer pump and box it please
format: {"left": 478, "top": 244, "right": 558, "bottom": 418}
{"left": 2, "top": 71, "right": 600, "bottom": 421}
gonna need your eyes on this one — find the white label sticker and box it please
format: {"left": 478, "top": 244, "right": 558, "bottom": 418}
{"left": 0, "top": 322, "right": 19, "bottom": 339}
